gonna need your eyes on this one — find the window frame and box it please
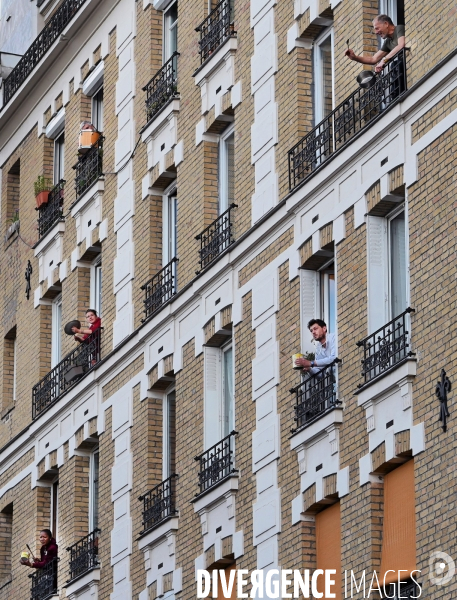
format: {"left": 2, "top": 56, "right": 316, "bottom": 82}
{"left": 12, "top": 336, "right": 17, "bottom": 402}
{"left": 221, "top": 341, "right": 234, "bottom": 437}
{"left": 387, "top": 204, "right": 407, "bottom": 320}
{"left": 163, "top": 386, "right": 176, "bottom": 480}
{"left": 51, "top": 294, "right": 62, "bottom": 368}
{"left": 53, "top": 131, "right": 65, "bottom": 184}
{"left": 162, "top": 185, "right": 177, "bottom": 265}
{"left": 218, "top": 124, "right": 235, "bottom": 215}
{"left": 313, "top": 27, "right": 334, "bottom": 126}
{"left": 89, "top": 448, "right": 99, "bottom": 532}
{"left": 163, "top": 0, "right": 178, "bottom": 62}
{"left": 90, "top": 254, "right": 102, "bottom": 317}
{"left": 91, "top": 86, "right": 104, "bottom": 132}
{"left": 319, "top": 258, "right": 336, "bottom": 335}
{"left": 51, "top": 479, "right": 59, "bottom": 543}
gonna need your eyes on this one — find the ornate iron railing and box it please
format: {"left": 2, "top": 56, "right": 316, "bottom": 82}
{"left": 29, "top": 557, "right": 58, "bottom": 600}
{"left": 288, "top": 48, "right": 407, "bottom": 191}
{"left": 290, "top": 360, "right": 341, "bottom": 434}
{"left": 141, "top": 257, "right": 178, "bottom": 321}
{"left": 196, "top": 203, "right": 237, "bottom": 272}
{"left": 32, "top": 328, "right": 102, "bottom": 420}
{"left": 138, "top": 474, "right": 178, "bottom": 535}
{"left": 73, "top": 138, "right": 103, "bottom": 200}
{"left": 66, "top": 529, "right": 100, "bottom": 584}
{"left": 356, "top": 308, "right": 415, "bottom": 387}
{"left": 143, "top": 52, "right": 179, "bottom": 125}
{"left": 195, "top": 431, "right": 237, "bottom": 495}
{"left": 37, "top": 179, "right": 65, "bottom": 239}
{"left": 195, "top": 0, "right": 235, "bottom": 64}
{"left": 2, "top": 0, "right": 89, "bottom": 106}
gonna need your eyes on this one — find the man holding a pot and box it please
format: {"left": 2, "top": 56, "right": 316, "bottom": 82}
{"left": 344, "top": 14, "right": 405, "bottom": 74}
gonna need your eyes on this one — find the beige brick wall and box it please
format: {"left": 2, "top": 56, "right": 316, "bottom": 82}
{"left": 411, "top": 86, "right": 457, "bottom": 143}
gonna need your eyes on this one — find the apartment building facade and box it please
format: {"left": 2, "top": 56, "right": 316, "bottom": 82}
{"left": 0, "top": 0, "right": 456, "bottom": 597}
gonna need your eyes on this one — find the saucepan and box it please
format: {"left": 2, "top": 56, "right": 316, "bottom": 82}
{"left": 356, "top": 70, "right": 376, "bottom": 89}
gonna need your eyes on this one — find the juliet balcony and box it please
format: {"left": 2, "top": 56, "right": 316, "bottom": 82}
{"left": 195, "top": 203, "right": 237, "bottom": 273}
{"left": 32, "top": 329, "right": 102, "bottom": 420}
{"left": 37, "top": 179, "right": 65, "bottom": 240}
{"left": 73, "top": 137, "right": 104, "bottom": 201}
{"left": 194, "top": 431, "right": 238, "bottom": 497}
{"left": 356, "top": 307, "right": 415, "bottom": 391}
{"left": 29, "top": 557, "right": 58, "bottom": 600}
{"left": 138, "top": 474, "right": 179, "bottom": 536}
{"left": 143, "top": 52, "right": 179, "bottom": 126}
{"left": 2, "top": 0, "right": 89, "bottom": 107}
{"left": 141, "top": 257, "right": 178, "bottom": 322}
{"left": 288, "top": 49, "right": 408, "bottom": 192}
{"left": 66, "top": 529, "right": 101, "bottom": 585}
{"left": 195, "top": 0, "right": 235, "bottom": 64}
{"left": 290, "top": 360, "right": 341, "bottom": 435}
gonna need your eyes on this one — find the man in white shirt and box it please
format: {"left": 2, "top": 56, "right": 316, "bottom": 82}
{"left": 295, "top": 319, "right": 337, "bottom": 375}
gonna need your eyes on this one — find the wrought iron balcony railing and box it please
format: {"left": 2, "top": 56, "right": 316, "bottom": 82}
{"left": 73, "top": 137, "right": 103, "bottom": 200}
{"left": 143, "top": 52, "right": 179, "bottom": 125}
{"left": 290, "top": 360, "right": 341, "bottom": 434}
{"left": 196, "top": 203, "right": 237, "bottom": 273}
{"left": 66, "top": 529, "right": 100, "bottom": 584}
{"left": 32, "top": 328, "right": 102, "bottom": 420}
{"left": 2, "top": 0, "right": 89, "bottom": 106}
{"left": 37, "top": 179, "right": 65, "bottom": 239}
{"left": 195, "top": 0, "right": 235, "bottom": 64}
{"left": 29, "top": 557, "right": 58, "bottom": 600}
{"left": 141, "top": 257, "right": 178, "bottom": 322}
{"left": 138, "top": 474, "right": 178, "bottom": 535}
{"left": 356, "top": 307, "right": 415, "bottom": 388}
{"left": 195, "top": 431, "right": 238, "bottom": 496}
{"left": 288, "top": 48, "right": 408, "bottom": 192}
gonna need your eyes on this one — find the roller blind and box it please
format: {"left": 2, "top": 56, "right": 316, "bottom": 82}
{"left": 379, "top": 460, "right": 416, "bottom": 585}
{"left": 216, "top": 563, "right": 237, "bottom": 599}
{"left": 316, "top": 502, "right": 342, "bottom": 599}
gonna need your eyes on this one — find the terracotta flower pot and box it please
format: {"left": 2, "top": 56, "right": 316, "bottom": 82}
{"left": 36, "top": 191, "right": 49, "bottom": 208}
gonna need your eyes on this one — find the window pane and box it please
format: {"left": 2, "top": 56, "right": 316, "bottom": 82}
{"left": 54, "top": 133, "right": 65, "bottom": 184}
{"left": 223, "top": 348, "right": 234, "bottom": 436}
{"left": 92, "top": 88, "right": 104, "bottom": 131}
{"left": 390, "top": 211, "right": 406, "bottom": 317}
{"left": 164, "top": 3, "right": 178, "bottom": 59}
{"left": 328, "top": 273, "right": 336, "bottom": 334}
{"left": 320, "top": 36, "right": 333, "bottom": 119}
{"left": 164, "top": 391, "right": 176, "bottom": 478}
{"left": 91, "top": 451, "right": 99, "bottom": 531}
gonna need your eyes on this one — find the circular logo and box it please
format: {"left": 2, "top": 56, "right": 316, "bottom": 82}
{"left": 429, "top": 551, "right": 455, "bottom": 586}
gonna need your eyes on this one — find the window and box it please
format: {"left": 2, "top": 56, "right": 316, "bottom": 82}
{"left": 204, "top": 341, "right": 234, "bottom": 449}
{"left": 313, "top": 28, "right": 334, "bottom": 125}
{"left": 379, "top": 0, "right": 404, "bottom": 28}
{"left": 367, "top": 206, "right": 407, "bottom": 332}
{"left": 51, "top": 480, "right": 59, "bottom": 542}
{"left": 319, "top": 260, "right": 336, "bottom": 335}
{"left": 12, "top": 337, "right": 17, "bottom": 402}
{"left": 163, "top": 187, "right": 177, "bottom": 264}
{"left": 163, "top": 389, "right": 176, "bottom": 479}
{"left": 163, "top": 1, "right": 178, "bottom": 61}
{"left": 92, "top": 87, "right": 104, "bottom": 132}
{"left": 51, "top": 295, "right": 62, "bottom": 368}
{"left": 0, "top": 504, "right": 13, "bottom": 584}
{"left": 89, "top": 449, "right": 99, "bottom": 531}
{"left": 5, "top": 159, "right": 20, "bottom": 225}
{"left": 54, "top": 132, "right": 65, "bottom": 184}
{"left": 3, "top": 326, "right": 17, "bottom": 409}
{"left": 219, "top": 126, "right": 234, "bottom": 215}
{"left": 91, "top": 255, "right": 102, "bottom": 317}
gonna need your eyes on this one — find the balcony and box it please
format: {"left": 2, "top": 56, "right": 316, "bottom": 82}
{"left": 29, "top": 557, "right": 58, "bottom": 600}
{"left": 66, "top": 529, "right": 100, "bottom": 584}
{"left": 32, "top": 328, "right": 102, "bottom": 420}
{"left": 195, "top": 203, "right": 237, "bottom": 273}
{"left": 2, "top": 0, "right": 89, "bottom": 106}
{"left": 290, "top": 360, "right": 341, "bottom": 434}
{"left": 73, "top": 138, "right": 103, "bottom": 200}
{"left": 138, "top": 474, "right": 178, "bottom": 536}
{"left": 37, "top": 180, "right": 65, "bottom": 239}
{"left": 195, "top": 0, "right": 235, "bottom": 64}
{"left": 387, "top": 580, "right": 421, "bottom": 599}
{"left": 143, "top": 52, "right": 179, "bottom": 126}
{"left": 356, "top": 308, "right": 415, "bottom": 390}
{"left": 288, "top": 49, "right": 408, "bottom": 192}
{"left": 194, "top": 431, "right": 238, "bottom": 496}
{"left": 141, "top": 257, "right": 178, "bottom": 322}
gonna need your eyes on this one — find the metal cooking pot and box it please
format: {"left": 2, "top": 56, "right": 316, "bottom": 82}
{"left": 357, "top": 70, "right": 376, "bottom": 89}
{"left": 64, "top": 320, "right": 81, "bottom": 335}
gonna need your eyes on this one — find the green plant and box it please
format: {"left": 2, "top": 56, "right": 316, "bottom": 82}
{"left": 34, "top": 175, "right": 52, "bottom": 196}
{"left": 303, "top": 351, "right": 315, "bottom": 361}
{"left": 7, "top": 211, "right": 19, "bottom": 224}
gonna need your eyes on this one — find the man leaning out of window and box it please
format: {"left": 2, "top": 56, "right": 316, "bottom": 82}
{"left": 295, "top": 319, "right": 336, "bottom": 375}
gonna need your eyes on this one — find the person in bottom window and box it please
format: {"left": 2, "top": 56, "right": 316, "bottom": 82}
{"left": 21, "top": 529, "right": 58, "bottom": 569}
{"left": 344, "top": 15, "right": 405, "bottom": 74}
{"left": 71, "top": 308, "right": 101, "bottom": 343}
{"left": 294, "top": 319, "right": 336, "bottom": 375}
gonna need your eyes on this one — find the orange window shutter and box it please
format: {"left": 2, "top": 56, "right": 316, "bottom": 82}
{"left": 379, "top": 460, "right": 416, "bottom": 585}
{"left": 216, "top": 563, "right": 237, "bottom": 599}
{"left": 316, "top": 502, "right": 342, "bottom": 599}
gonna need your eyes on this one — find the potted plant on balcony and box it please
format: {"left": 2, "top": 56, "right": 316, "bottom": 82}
{"left": 34, "top": 175, "right": 53, "bottom": 208}
{"left": 5, "top": 211, "right": 20, "bottom": 240}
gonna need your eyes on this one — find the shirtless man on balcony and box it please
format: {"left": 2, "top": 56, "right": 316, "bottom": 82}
{"left": 344, "top": 15, "right": 405, "bottom": 74}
